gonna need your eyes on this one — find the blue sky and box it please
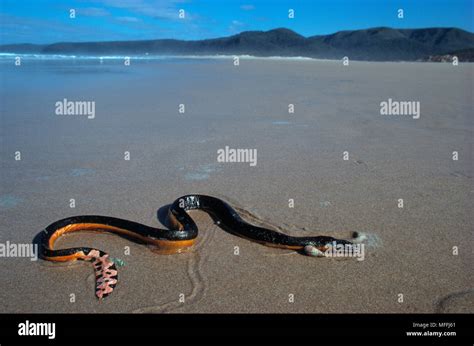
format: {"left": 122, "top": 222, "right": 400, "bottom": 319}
{"left": 1, "top": 0, "right": 473, "bottom": 44}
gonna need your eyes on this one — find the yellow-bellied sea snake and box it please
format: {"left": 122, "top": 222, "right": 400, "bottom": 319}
{"left": 38, "top": 195, "right": 355, "bottom": 299}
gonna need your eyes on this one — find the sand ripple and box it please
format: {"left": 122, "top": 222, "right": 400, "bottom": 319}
{"left": 131, "top": 222, "right": 216, "bottom": 313}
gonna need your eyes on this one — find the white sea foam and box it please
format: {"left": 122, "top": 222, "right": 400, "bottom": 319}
{"left": 0, "top": 52, "right": 321, "bottom": 61}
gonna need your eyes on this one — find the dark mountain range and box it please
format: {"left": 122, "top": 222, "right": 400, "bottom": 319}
{"left": 2, "top": 27, "right": 474, "bottom": 61}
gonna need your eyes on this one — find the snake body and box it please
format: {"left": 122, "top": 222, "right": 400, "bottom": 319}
{"left": 38, "top": 195, "right": 353, "bottom": 299}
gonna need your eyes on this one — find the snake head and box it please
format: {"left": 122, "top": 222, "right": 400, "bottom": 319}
{"left": 304, "top": 237, "right": 353, "bottom": 257}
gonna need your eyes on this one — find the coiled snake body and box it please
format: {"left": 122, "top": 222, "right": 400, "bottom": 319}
{"left": 38, "top": 195, "right": 353, "bottom": 299}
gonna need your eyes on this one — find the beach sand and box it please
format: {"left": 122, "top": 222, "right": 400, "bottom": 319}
{"left": 0, "top": 57, "right": 472, "bottom": 312}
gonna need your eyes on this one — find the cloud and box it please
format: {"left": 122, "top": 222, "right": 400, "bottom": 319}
{"left": 116, "top": 16, "right": 140, "bottom": 22}
{"left": 0, "top": 0, "right": 211, "bottom": 43}
{"left": 97, "top": 0, "right": 189, "bottom": 20}
{"left": 240, "top": 4, "right": 255, "bottom": 11}
{"left": 229, "top": 20, "right": 245, "bottom": 33}
{"left": 77, "top": 7, "right": 110, "bottom": 17}
{"left": 0, "top": 13, "right": 114, "bottom": 44}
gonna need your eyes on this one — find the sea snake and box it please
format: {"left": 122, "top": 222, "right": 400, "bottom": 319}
{"left": 38, "top": 194, "right": 354, "bottom": 299}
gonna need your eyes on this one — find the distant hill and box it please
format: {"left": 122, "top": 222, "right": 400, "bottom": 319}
{"left": 2, "top": 27, "right": 474, "bottom": 61}
{"left": 0, "top": 43, "right": 46, "bottom": 53}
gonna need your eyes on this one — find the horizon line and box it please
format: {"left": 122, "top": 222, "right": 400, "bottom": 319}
{"left": 2, "top": 25, "right": 472, "bottom": 46}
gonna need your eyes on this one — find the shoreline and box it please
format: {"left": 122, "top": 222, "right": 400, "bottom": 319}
{"left": 1, "top": 52, "right": 472, "bottom": 63}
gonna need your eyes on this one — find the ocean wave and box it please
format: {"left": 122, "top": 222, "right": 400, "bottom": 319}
{"left": 0, "top": 52, "right": 319, "bottom": 61}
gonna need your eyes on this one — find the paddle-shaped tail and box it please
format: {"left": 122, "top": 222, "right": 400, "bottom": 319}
{"left": 82, "top": 249, "right": 118, "bottom": 299}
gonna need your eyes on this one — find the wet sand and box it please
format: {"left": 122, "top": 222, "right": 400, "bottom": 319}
{"left": 0, "top": 57, "right": 472, "bottom": 312}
